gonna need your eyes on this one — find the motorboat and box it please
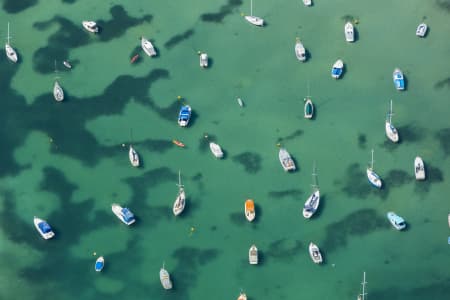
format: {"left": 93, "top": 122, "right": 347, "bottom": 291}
{"left": 244, "top": 0, "right": 264, "bottom": 26}
{"left": 34, "top": 217, "right": 55, "bottom": 240}
{"left": 249, "top": 244, "right": 258, "bottom": 265}
{"left": 237, "top": 292, "right": 247, "bottom": 300}
{"left": 82, "top": 21, "right": 99, "bottom": 33}
{"left": 245, "top": 199, "right": 255, "bottom": 222}
{"left": 295, "top": 39, "right": 306, "bottom": 62}
{"left": 199, "top": 52, "right": 208, "bottom": 68}
{"left": 5, "top": 23, "right": 18, "bottom": 63}
{"left": 304, "top": 98, "right": 314, "bottom": 119}
{"left": 345, "top": 22, "right": 355, "bottom": 42}
{"left": 53, "top": 81, "right": 64, "bottom": 102}
{"left": 414, "top": 156, "right": 425, "bottom": 180}
{"left": 178, "top": 105, "right": 191, "bottom": 127}
{"left": 331, "top": 59, "right": 344, "bottom": 79}
{"left": 95, "top": 256, "right": 104, "bottom": 272}
{"left": 303, "top": 0, "right": 312, "bottom": 6}
{"left": 111, "top": 203, "right": 136, "bottom": 225}
{"left": 385, "top": 100, "right": 399, "bottom": 143}
{"left": 63, "top": 61, "right": 72, "bottom": 69}
{"left": 387, "top": 212, "right": 406, "bottom": 230}
{"left": 160, "top": 264, "right": 173, "bottom": 290}
{"left": 367, "top": 149, "right": 382, "bottom": 189}
{"left": 303, "top": 190, "right": 320, "bottom": 219}
{"left": 308, "top": 242, "right": 323, "bottom": 264}
{"left": 129, "top": 145, "right": 140, "bottom": 167}
{"left": 393, "top": 68, "right": 405, "bottom": 90}
{"left": 173, "top": 170, "right": 186, "bottom": 216}
{"left": 141, "top": 37, "right": 157, "bottom": 56}
{"left": 209, "top": 142, "right": 224, "bottom": 158}
{"left": 279, "top": 148, "right": 296, "bottom": 171}
{"left": 416, "top": 23, "right": 428, "bottom": 37}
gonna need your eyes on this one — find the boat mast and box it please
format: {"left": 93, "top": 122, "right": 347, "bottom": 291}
{"left": 361, "top": 271, "right": 367, "bottom": 300}
{"left": 389, "top": 99, "right": 394, "bottom": 124}
{"left": 7, "top": 22, "right": 10, "bottom": 45}
{"left": 311, "top": 161, "right": 318, "bottom": 190}
{"left": 250, "top": 0, "right": 253, "bottom": 16}
{"left": 370, "top": 149, "right": 374, "bottom": 170}
{"left": 177, "top": 170, "right": 184, "bottom": 191}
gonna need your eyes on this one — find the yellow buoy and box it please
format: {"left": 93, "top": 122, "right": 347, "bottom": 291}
{"left": 93, "top": 252, "right": 97, "bottom": 256}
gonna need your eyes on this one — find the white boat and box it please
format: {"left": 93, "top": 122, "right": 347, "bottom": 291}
{"left": 34, "top": 217, "right": 55, "bottom": 240}
{"left": 345, "top": 22, "right": 355, "bottom": 42}
{"left": 111, "top": 203, "right": 136, "bottom": 225}
{"left": 308, "top": 242, "right": 323, "bottom": 264}
{"left": 385, "top": 100, "right": 399, "bottom": 143}
{"left": 279, "top": 148, "right": 296, "bottom": 172}
{"left": 237, "top": 97, "right": 244, "bottom": 107}
{"left": 199, "top": 52, "right": 208, "bottom": 68}
{"left": 249, "top": 244, "right": 258, "bottom": 265}
{"left": 295, "top": 39, "right": 306, "bottom": 62}
{"left": 53, "top": 81, "right": 64, "bottom": 102}
{"left": 209, "top": 142, "right": 224, "bottom": 158}
{"left": 63, "top": 61, "right": 72, "bottom": 69}
{"left": 5, "top": 22, "right": 18, "bottom": 63}
{"left": 95, "top": 256, "right": 104, "bottom": 272}
{"left": 416, "top": 23, "right": 427, "bottom": 37}
{"left": 129, "top": 145, "right": 139, "bottom": 167}
{"left": 367, "top": 149, "right": 382, "bottom": 189}
{"left": 244, "top": 0, "right": 264, "bottom": 26}
{"left": 357, "top": 272, "right": 368, "bottom": 300}
{"left": 303, "top": 0, "right": 312, "bottom": 6}
{"left": 331, "top": 59, "right": 344, "bottom": 79}
{"left": 303, "top": 163, "right": 320, "bottom": 219}
{"left": 237, "top": 292, "right": 247, "bottom": 300}
{"left": 82, "top": 21, "right": 99, "bottom": 33}
{"left": 304, "top": 98, "right": 314, "bottom": 119}
{"left": 141, "top": 37, "right": 157, "bottom": 56}
{"left": 245, "top": 199, "right": 255, "bottom": 222}
{"left": 414, "top": 156, "right": 425, "bottom": 180}
{"left": 173, "top": 170, "right": 186, "bottom": 216}
{"left": 387, "top": 211, "right": 406, "bottom": 230}
{"left": 160, "top": 263, "right": 173, "bottom": 290}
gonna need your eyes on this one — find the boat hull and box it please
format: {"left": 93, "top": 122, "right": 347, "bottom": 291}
{"left": 82, "top": 21, "right": 98, "bottom": 33}
{"left": 345, "top": 22, "right": 354, "bottom": 42}
{"left": 209, "top": 142, "right": 224, "bottom": 158}
{"left": 304, "top": 98, "right": 314, "bottom": 119}
{"left": 331, "top": 59, "right": 344, "bottom": 79}
{"left": 387, "top": 212, "right": 406, "bottom": 230}
{"left": 141, "top": 37, "right": 157, "bottom": 56}
{"left": 5, "top": 44, "right": 18, "bottom": 63}
{"left": 393, "top": 68, "right": 405, "bottom": 90}
{"left": 200, "top": 53, "right": 208, "bottom": 68}
{"left": 178, "top": 105, "right": 191, "bottom": 127}
{"left": 414, "top": 156, "right": 425, "bottom": 180}
{"left": 295, "top": 41, "right": 306, "bottom": 62}
{"left": 245, "top": 199, "right": 255, "bottom": 222}
{"left": 160, "top": 268, "right": 173, "bottom": 290}
{"left": 309, "top": 242, "right": 323, "bottom": 264}
{"left": 367, "top": 168, "right": 382, "bottom": 188}
{"left": 173, "top": 189, "right": 186, "bottom": 216}
{"left": 53, "top": 81, "right": 64, "bottom": 102}
{"left": 249, "top": 245, "right": 258, "bottom": 265}
{"left": 303, "top": 190, "right": 320, "bottom": 218}
{"left": 129, "top": 146, "right": 140, "bottom": 167}
{"left": 112, "top": 204, "right": 136, "bottom": 225}
{"left": 279, "top": 148, "right": 296, "bottom": 171}
{"left": 34, "top": 217, "right": 55, "bottom": 240}
{"left": 244, "top": 16, "right": 264, "bottom": 26}
{"left": 95, "top": 256, "right": 104, "bottom": 272}
{"left": 385, "top": 121, "right": 399, "bottom": 142}
{"left": 416, "top": 23, "right": 428, "bottom": 37}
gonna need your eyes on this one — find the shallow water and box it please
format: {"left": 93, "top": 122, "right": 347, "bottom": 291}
{"left": 1, "top": 0, "right": 450, "bottom": 299}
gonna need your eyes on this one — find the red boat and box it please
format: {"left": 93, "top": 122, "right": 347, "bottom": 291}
{"left": 172, "top": 140, "right": 185, "bottom": 148}
{"left": 130, "top": 54, "right": 139, "bottom": 63}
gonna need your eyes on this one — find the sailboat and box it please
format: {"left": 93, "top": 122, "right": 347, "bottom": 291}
{"left": 295, "top": 38, "right": 306, "bottom": 62}
{"left": 173, "top": 170, "right": 186, "bottom": 216}
{"left": 357, "top": 272, "right": 368, "bottom": 300}
{"left": 129, "top": 145, "right": 140, "bottom": 167}
{"left": 244, "top": 0, "right": 264, "bottom": 26}
{"left": 304, "top": 82, "right": 314, "bottom": 119}
{"left": 160, "top": 262, "right": 173, "bottom": 290}
{"left": 302, "top": 163, "right": 320, "bottom": 219}
{"left": 367, "top": 149, "right": 382, "bottom": 189}
{"left": 385, "top": 100, "right": 399, "bottom": 143}
{"left": 5, "top": 22, "right": 18, "bottom": 63}
{"left": 53, "top": 61, "right": 64, "bottom": 102}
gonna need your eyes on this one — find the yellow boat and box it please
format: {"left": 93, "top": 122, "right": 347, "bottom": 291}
{"left": 245, "top": 199, "right": 255, "bottom": 222}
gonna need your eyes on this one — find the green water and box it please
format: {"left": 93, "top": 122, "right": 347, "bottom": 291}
{"left": 1, "top": 0, "right": 450, "bottom": 299}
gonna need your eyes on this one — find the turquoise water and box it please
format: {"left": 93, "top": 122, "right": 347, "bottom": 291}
{"left": 1, "top": 0, "right": 450, "bottom": 299}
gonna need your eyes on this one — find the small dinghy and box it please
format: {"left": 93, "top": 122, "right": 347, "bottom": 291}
{"left": 95, "top": 256, "right": 105, "bottom": 272}
{"left": 63, "top": 61, "right": 72, "bottom": 69}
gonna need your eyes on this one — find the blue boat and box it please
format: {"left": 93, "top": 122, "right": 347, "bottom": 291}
{"left": 331, "top": 59, "right": 344, "bottom": 79}
{"left": 112, "top": 203, "right": 136, "bottom": 225}
{"left": 34, "top": 216, "right": 55, "bottom": 240}
{"left": 178, "top": 105, "right": 191, "bottom": 127}
{"left": 387, "top": 212, "right": 406, "bottom": 230}
{"left": 95, "top": 256, "right": 105, "bottom": 272}
{"left": 393, "top": 68, "right": 405, "bottom": 90}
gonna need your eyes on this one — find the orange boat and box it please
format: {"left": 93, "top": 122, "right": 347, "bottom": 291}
{"left": 172, "top": 139, "right": 185, "bottom": 148}
{"left": 245, "top": 199, "right": 255, "bottom": 222}
{"left": 130, "top": 54, "right": 139, "bottom": 63}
